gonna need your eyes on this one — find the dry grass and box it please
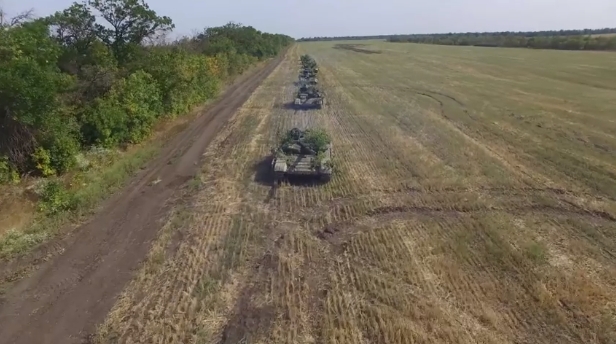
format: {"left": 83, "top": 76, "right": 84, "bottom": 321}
{"left": 96, "top": 42, "right": 616, "bottom": 344}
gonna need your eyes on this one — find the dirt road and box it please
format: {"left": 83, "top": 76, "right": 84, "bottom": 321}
{"left": 0, "top": 54, "right": 284, "bottom": 344}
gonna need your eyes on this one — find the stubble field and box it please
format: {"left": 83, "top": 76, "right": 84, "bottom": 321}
{"left": 96, "top": 42, "right": 616, "bottom": 344}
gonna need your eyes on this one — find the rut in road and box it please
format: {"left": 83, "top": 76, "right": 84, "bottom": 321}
{"left": 0, "top": 54, "right": 285, "bottom": 344}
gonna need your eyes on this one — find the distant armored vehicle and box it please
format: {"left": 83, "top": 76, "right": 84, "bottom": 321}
{"left": 298, "top": 74, "right": 318, "bottom": 85}
{"left": 271, "top": 128, "right": 333, "bottom": 184}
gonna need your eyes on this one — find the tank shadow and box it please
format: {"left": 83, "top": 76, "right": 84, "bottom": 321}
{"left": 272, "top": 101, "right": 304, "bottom": 111}
{"left": 272, "top": 101, "right": 321, "bottom": 111}
{"left": 283, "top": 175, "right": 330, "bottom": 187}
{"left": 252, "top": 155, "right": 275, "bottom": 186}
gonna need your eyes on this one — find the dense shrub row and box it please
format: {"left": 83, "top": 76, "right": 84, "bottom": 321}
{"left": 0, "top": 0, "right": 293, "bottom": 182}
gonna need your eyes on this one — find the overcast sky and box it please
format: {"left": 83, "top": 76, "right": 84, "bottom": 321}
{"left": 2, "top": 0, "right": 615, "bottom": 38}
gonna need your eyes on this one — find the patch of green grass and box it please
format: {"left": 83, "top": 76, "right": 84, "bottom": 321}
{"left": 524, "top": 241, "right": 548, "bottom": 265}
{"left": 187, "top": 175, "right": 203, "bottom": 191}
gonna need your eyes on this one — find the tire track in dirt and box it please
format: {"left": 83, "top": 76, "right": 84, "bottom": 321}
{"left": 0, "top": 53, "right": 286, "bottom": 344}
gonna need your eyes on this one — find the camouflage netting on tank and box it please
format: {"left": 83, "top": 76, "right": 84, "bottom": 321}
{"left": 300, "top": 54, "right": 317, "bottom": 70}
{"left": 278, "top": 128, "right": 331, "bottom": 155}
{"left": 298, "top": 84, "right": 321, "bottom": 96}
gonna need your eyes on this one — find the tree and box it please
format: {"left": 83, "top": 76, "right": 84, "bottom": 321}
{"left": 47, "top": 3, "right": 99, "bottom": 74}
{"left": 0, "top": 0, "right": 292, "bottom": 179}
{"left": 0, "top": 19, "right": 75, "bottom": 171}
{"left": 0, "top": 7, "right": 35, "bottom": 28}
{"left": 47, "top": 3, "right": 97, "bottom": 51}
{"left": 88, "top": 0, "right": 174, "bottom": 63}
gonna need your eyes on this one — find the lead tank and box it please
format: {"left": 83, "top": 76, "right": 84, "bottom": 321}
{"left": 271, "top": 128, "right": 333, "bottom": 184}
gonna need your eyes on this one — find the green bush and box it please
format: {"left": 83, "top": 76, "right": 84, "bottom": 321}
{"left": 38, "top": 180, "right": 75, "bottom": 214}
{"left": 140, "top": 49, "right": 183, "bottom": 115}
{"left": 121, "top": 71, "right": 163, "bottom": 143}
{"left": 1, "top": 3, "right": 293, "bottom": 182}
{"left": 31, "top": 147, "right": 56, "bottom": 177}
{"left": 0, "top": 21, "right": 73, "bottom": 128}
{"left": 0, "top": 156, "right": 20, "bottom": 184}
{"left": 81, "top": 70, "right": 162, "bottom": 146}
{"left": 47, "top": 133, "right": 80, "bottom": 174}
{"left": 304, "top": 128, "right": 331, "bottom": 152}
{"left": 142, "top": 49, "right": 219, "bottom": 116}
{"left": 81, "top": 94, "right": 128, "bottom": 147}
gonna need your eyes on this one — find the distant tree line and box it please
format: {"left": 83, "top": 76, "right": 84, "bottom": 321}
{"left": 0, "top": 0, "right": 293, "bottom": 183}
{"left": 298, "top": 28, "right": 616, "bottom": 51}
{"left": 298, "top": 35, "right": 392, "bottom": 42}
{"left": 387, "top": 29, "right": 616, "bottom": 51}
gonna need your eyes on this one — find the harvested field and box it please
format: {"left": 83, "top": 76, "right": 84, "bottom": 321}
{"left": 92, "top": 42, "right": 616, "bottom": 343}
{"left": 4, "top": 40, "right": 616, "bottom": 344}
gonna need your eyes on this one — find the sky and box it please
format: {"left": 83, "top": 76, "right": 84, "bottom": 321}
{"left": 1, "top": 0, "right": 615, "bottom": 39}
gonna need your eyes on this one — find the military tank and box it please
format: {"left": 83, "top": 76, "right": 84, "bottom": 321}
{"left": 299, "top": 68, "right": 317, "bottom": 78}
{"left": 298, "top": 73, "right": 318, "bottom": 85}
{"left": 271, "top": 128, "right": 333, "bottom": 184}
{"left": 294, "top": 84, "right": 324, "bottom": 109}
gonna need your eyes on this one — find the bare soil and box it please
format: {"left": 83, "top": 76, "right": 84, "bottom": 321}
{"left": 0, "top": 54, "right": 284, "bottom": 344}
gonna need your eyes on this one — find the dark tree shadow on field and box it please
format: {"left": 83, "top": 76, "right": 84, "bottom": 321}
{"left": 333, "top": 43, "right": 382, "bottom": 54}
{"left": 272, "top": 102, "right": 301, "bottom": 111}
{"left": 277, "top": 103, "right": 322, "bottom": 112}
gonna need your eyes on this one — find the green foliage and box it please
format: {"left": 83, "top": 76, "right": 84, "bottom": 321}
{"left": 119, "top": 71, "right": 163, "bottom": 143}
{"left": 142, "top": 49, "right": 219, "bottom": 116}
{"left": 303, "top": 128, "right": 331, "bottom": 152}
{"left": 31, "top": 108, "right": 82, "bottom": 174}
{"left": 0, "top": 20, "right": 73, "bottom": 128}
{"left": 38, "top": 180, "right": 75, "bottom": 214}
{"left": 47, "top": 132, "right": 81, "bottom": 174}
{"left": 82, "top": 70, "right": 162, "bottom": 145}
{"left": 31, "top": 147, "right": 56, "bottom": 177}
{"left": 199, "top": 22, "right": 292, "bottom": 60}
{"left": 1, "top": 0, "right": 292, "bottom": 184}
{"left": 280, "top": 128, "right": 331, "bottom": 153}
{"left": 88, "top": 0, "right": 174, "bottom": 64}
{"left": 311, "top": 149, "right": 334, "bottom": 171}
{"left": 0, "top": 156, "right": 20, "bottom": 184}
{"left": 300, "top": 54, "right": 317, "bottom": 70}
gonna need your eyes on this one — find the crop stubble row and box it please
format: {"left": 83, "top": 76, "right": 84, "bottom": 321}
{"left": 305, "top": 43, "right": 616, "bottom": 344}
{"left": 96, "top": 43, "right": 616, "bottom": 344}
